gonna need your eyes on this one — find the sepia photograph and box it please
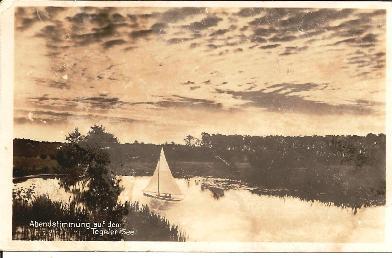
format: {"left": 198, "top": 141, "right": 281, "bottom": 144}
{"left": 0, "top": 0, "right": 390, "bottom": 252}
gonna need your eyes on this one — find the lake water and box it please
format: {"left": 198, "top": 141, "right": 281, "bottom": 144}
{"left": 14, "top": 176, "right": 384, "bottom": 242}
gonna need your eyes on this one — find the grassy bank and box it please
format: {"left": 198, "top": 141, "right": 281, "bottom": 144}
{"left": 12, "top": 194, "right": 186, "bottom": 241}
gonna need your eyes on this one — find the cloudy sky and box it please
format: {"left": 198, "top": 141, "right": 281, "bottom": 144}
{"left": 14, "top": 6, "right": 386, "bottom": 143}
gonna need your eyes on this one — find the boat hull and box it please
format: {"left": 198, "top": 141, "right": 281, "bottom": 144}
{"left": 143, "top": 192, "right": 183, "bottom": 201}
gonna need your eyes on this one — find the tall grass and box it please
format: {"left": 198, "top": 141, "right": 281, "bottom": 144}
{"left": 12, "top": 194, "right": 186, "bottom": 241}
{"left": 125, "top": 202, "right": 186, "bottom": 241}
{"left": 12, "top": 194, "right": 94, "bottom": 240}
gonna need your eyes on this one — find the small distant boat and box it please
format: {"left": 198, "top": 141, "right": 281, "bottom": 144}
{"left": 143, "top": 147, "right": 183, "bottom": 201}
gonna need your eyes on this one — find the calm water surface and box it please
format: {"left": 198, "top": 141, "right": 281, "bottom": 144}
{"left": 15, "top": 176, "right": 384, "bottom": 242}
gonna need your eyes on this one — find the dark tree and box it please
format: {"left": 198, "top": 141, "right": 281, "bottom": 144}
{"left": 184, "top": 135, "right": 195, "bottom": 146}
{"left": 56, "top": 125, "right": 127, "bottom": 237}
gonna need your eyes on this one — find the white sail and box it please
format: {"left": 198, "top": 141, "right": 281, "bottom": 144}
{"left": 143, "top": 148, "right": 182, "bottom": 196}
{"left": 143, "top": 161, "right": 160, "bottom": 193}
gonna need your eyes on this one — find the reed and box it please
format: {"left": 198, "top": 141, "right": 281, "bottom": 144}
{"left": 12, "top": 194, "right": 186, "bottom": 241}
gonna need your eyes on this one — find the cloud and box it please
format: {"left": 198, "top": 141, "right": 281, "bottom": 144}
{"left": 266, "top": 83, "right": 321, "bottom": 94}
{"left": 362, "top": 33, "right": 378, "bottom": 43}
{"left": 14, "top": 109, "right": 142, "bottom": 125}
{"left": 126, "top": 12, "right": 159, "bottom": 25}
{"left": 15, "top": 10, "right": 41, "bottom": 30}
{"left": 66, "top": 12, "right": 90, "bottom": 24}
{"left": 159, "top": 7, "right": 206, "bottom": 23}
{"left": 111, "top": 12, "right": 126, "bottom": 23}
{"left": 35, "top": 24, "right": 64, "bottom": 43}
{"left": 248, "top": 8, "right": 291, "bottom": 26}
{"left": 14, "top": 110, "right": 73, "bottom": 125}
{"left": 15, "top": 7, "right": 66, "bottom": 31}
{"left": 182, "top": 80, "right": 195, "bottom": 85}
{"left": 344, "top": 50, "right": 385, "bottom": 79}
{"left": 16, "top": 17, "right": 38, "bottom": 31}
{"left": 215, "top": 82, "right": 375, "bottom": 115}
{"left": 259, "top": 44, "right": 281, "bottom": 49}
{"left": 129, "top": 29, "right": 153, "bottom": 39}
{"left": 28, "top": 94, "right": 127, "bottom": 110}
{"left": 27, "top": 95, "right": 78, "bottom": 111}
{"left": 67, "top": 10, "right": 118, "bottom": 27}
{"left": 127, "top": 14, "right": 138, "bottom": 23}
{"left": 139, "top": 12, "right": 160, "bottom": 20}
{"left": 329, "top": 17, "right": 371, "bottom": 38}
{"left": 29, "top": 95, "right": 51, "bottom": 102}
{"left": 151, "top": 22, "right": 168, "bottom": 33}
{"left": 129, "top": 21, "right": 168, "bottom": 40}
{"left": 167, "top": 37, "right": 193, "bottom": 44}
{"left": 218, "top": 49, "right": 229, "bottom": 56}
{"left": 252, "top": 27, "right": 277, "bottom": 37}
{"left": 250, "top": 36, "right": 267, "bottom": 43}
{"left": 64, "top": 9, "right": 132, "bottom": 47}
{"left": 236, "top": 8, "right": 264, "bottom": 17}
{"left": 207, "top": 43, "right": 219, "bottom": 49}
{"left": 210, "top": 29, "right": 229, "bottom": 37}
{"left": 246, "top": 8, "right": 356, "bottom": 46}
{"left": 156, "top": 95, "right": 222, "bottom": 109}
{"left": 47, "top": 80, "right": 69, "bottom": 89}
{"left": 184, "top": 15, "right": 222, "bottom": 31}
{"left": 129, "top": 95, "right": 222, "bottom": 109}
{"left": 270, "top": 35, "right": 297, "bottom": 42}
{"left": 102, "top": 39, "right": 126, "bottom": 48}
{"left": 74, "top": 96, "right": 126, "bottom": 109}
{"left": 355, "top": 99, "right": 384, "bottom": 106}
{"left": 190, "top": 86, "right": 201, "bottom": 90}
{"left": 324, "top": 9, "right": 385, "bottom": 52}
{"left": 44, "top": 7, "right": 66, "bottom": 16}
{"left": 123, "top": 46, "right": 137, "bottom": 51}
{"left": 332, "top": 33, "right": 378, "bottom": 48}
{"left": 240, "top": 26, "right": 248, "bottom": 32}
{"left": 371, "top": 9, "right": 386, "bottom": 16}
{"left": 72, "top": 24, "right": 118, "bottom": 45}
{"left": 292, "top": 9, "right": 353, "bottom": 31}
{"left": 67, "top": 9, "right": 126, "bottom": 30}
{"left": 279, "top": 46, "right": 308, "bottom": 55}
{"left": 189, "top": 42, "right": 199, "bottom": 48}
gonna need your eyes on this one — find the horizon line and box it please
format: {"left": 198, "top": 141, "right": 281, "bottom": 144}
{"left": 13, "top": 132, "right": 386, "bottom": 145}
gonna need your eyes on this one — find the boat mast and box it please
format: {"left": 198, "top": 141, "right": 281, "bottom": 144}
{"left": 157, "top": 149, "right": 160, "bottom": 196}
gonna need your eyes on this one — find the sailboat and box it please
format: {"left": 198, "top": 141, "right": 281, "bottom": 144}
{"left": 143, "top": 147, "right": 183, "bottom": 201}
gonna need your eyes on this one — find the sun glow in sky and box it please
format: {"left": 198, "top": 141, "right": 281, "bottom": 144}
{"left": 14, "top": 6, "right": 386, "bottom": 143}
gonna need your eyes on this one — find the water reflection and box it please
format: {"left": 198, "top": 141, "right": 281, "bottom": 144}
{"left": 200, "top": 182, "right": 225, "bottom": 200}
{"left": 118, "top": 176, "right": 384, "bottom": 242}
{"left": 14, "top": 176, "right": 384, "bottom": 242}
